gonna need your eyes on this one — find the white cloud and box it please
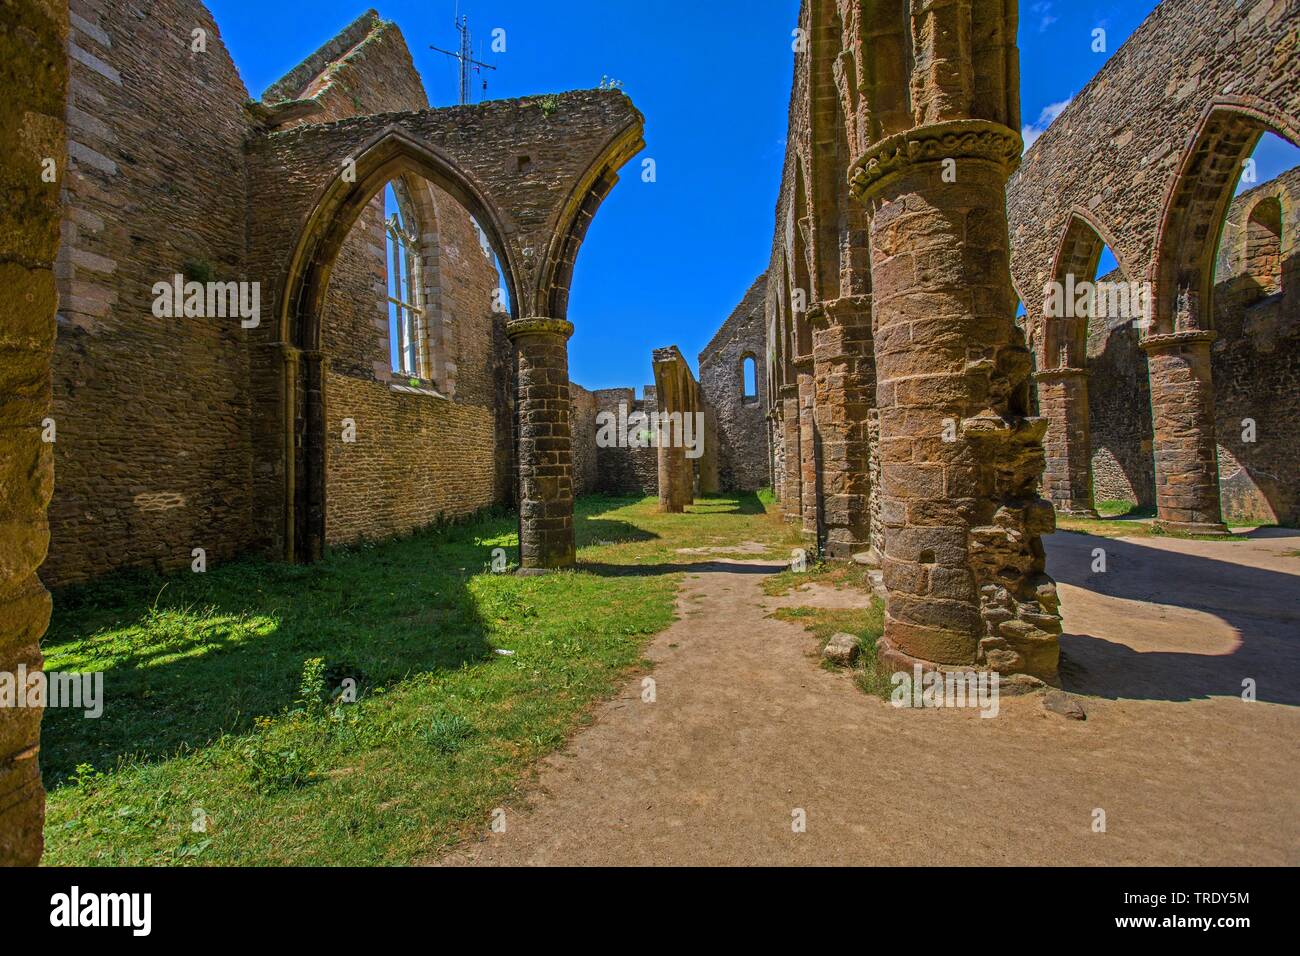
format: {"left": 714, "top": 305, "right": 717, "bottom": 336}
{"left": 1031, "top": 1, "right": 1057, "bottom": 32}
{"left": 1021, "top": 97, "right": 1072, "bottom": 151}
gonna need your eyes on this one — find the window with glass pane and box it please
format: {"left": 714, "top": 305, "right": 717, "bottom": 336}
{"left": 385, "top": 182, "right": 423, "bottom": 377}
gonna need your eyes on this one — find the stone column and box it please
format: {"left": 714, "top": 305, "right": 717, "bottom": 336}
{"left": 780, "top": 387, "right": 802, "bottom": 523}
{"left": 811, "top": 296, "right": 875, "bottom": 559}
{"left": 1034, "top": 367, "right": 1098, "bottom": 517}
{"left": 798, "top": 371, "right": 818, "bottom": 548}
{"left": 508, "top": 318, "right": 576, "bottom": 570}
{"left": 860, "top": 147, "right": 1060, "bottom": 681}
{"left": 849, "top": 1, "right": 1061, "bottom": 682}
{"left": 1, "top": 0, "right": 67, "bottom": 865}
{"left": 1142, "top": 331, "right": 1229, "bottom": 534}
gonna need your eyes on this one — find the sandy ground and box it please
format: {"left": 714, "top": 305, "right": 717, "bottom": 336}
{"left": 438, "top": 528, "right": 1300, "bottom": 866}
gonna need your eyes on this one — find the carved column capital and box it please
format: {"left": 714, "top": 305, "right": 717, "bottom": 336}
{"left": 505, "top": 317, "right": 574, "bottom": 341}
{"left": 850, "top": 119, "right": 1024, "bottom": 200}
{"left": 1033, "top": 366, "right": 1089, "bottom": 383}
{"left": 1139, "top": 329, "right": 1216, "bottom": 353}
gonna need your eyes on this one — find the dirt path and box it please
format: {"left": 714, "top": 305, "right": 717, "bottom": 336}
{"left": 439, "top": 531, "right": 1300, "bottom": 866}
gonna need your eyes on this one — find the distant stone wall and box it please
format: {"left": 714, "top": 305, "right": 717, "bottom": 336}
{"left": 569, "top": 383, "right": 598, "bottom": 496}
{"left": 700, "top": 276, "right": 770, "bottom": 491}
{"left": 1086, "top": 274, "right": 1156, "bottom": 508}
{"left": 324, "top": 373, "right": 498, "bottom": 544}
{"left": 591, "top": 387, "right": 657, "bottom": 496}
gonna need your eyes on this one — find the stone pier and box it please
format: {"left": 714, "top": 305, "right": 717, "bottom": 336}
{"left": 1143, "top": 331, "right": 1231, "bottom": 534}
{"left": 1035, "top": 367, "right": 1098, "bottom": 517}
{"left": 509, "top": 318, "right": 577, "bottom": 570}
{"left": 850, "top": 1, "right": 1061, "bottom": 682}
{"left": 651, "top": 346, "right": 699, "bottom": 513}
{"left": 810, "top": 296, "right": 874, "bottom": 559}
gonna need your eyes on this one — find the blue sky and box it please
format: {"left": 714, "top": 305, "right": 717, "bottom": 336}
{"left": 208, "top": 0, "right": 1298, "bottom": 389}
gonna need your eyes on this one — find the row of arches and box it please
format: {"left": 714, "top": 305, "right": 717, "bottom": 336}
{"left": 1032, "top": 105, "right": 1299, "bottom": 528}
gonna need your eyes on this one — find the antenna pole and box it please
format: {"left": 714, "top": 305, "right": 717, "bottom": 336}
{"left": 429, "top": 15, "right": 497, "bottom": 106}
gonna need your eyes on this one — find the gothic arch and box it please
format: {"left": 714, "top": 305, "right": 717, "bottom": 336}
{"left": 1150, "top": 100, "right": 1300, "bottom": 335}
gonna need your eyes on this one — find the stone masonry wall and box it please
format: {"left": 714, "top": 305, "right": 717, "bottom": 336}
{"left": 44, "top": 0, "right": 256, "bottom": 586}
{"left": 1084, "top": 169, "right": 1300, "bottom": 523}
{"left": 1211, "top": 169, "right": 1300, "bottom": 523}
{"left": 592, "top": 387, "right": 658, "bottom": 496}
{"left": 700, "top": 275, "right": 770, "bottom": 492}
{"left": 569, "top": 382, "right": 599, "bottom": 496}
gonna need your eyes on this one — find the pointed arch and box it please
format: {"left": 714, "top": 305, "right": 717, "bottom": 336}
{"left": 538, "top": 118, "right": 644, "bottom": 322}
{"left": 275, "top": 127, "right": 522, "bottom": 563}
{"left": 1150, "top": 100, "right": 1300, "bottom": 335}
{"left": 279, "top": 126, "right": 522, "bottom": 352}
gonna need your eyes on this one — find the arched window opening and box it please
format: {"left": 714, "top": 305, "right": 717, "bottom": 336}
{"left": 1245, "top": 196, "right": 1283, "bottom": 299}
{"left": 741, "top": 355, "right": 758, "bottom": 401}
{"left": 385, "top": 181, "right": 425, "bottom": 378}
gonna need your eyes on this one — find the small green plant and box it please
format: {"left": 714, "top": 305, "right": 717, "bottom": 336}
{"left": 423, "top": 713, "right": 474, "bottom": 755}
{"left": 182, "top": 259, "right": 213, "bottom": 284}
{"left": 243, "top": 720, "right": 314, "bottom": 792}
{"left": 296, "top": 657, "right": 328, "bottom": 713}
{"left": 539, "top": 94, "right": 560, "bottom": 117}
{"left": 70, "top": 763, "right": 103, "bottom": 790}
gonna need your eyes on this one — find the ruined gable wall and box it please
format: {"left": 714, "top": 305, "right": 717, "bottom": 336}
{"left": 44, "top": 0, "right": 255, "bottom": 586}
{"left": 700, "top": 275, "right": 770, "bottom": 491}
{"left": 275, "top": 16, "right": 508, "bottom": 545}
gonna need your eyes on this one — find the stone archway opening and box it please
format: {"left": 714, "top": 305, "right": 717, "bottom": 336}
{"left": 276, "top": 133, "right": 524, "bottom": 565}
{"left": 1146, "top": 104, "right": 1300, "bottom": 534}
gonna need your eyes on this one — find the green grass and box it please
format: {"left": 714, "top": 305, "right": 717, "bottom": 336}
{"left": 767, "top": 563, "right": 889, "bottom": 698}
{"left": 42, "top": 491, "right": 795, "bottom": 866}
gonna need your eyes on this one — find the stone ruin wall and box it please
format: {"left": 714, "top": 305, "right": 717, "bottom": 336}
{"left": 39, "top": 3, "right": 513, "bottom": 580}
{"left": 588, "top": 386, "right": 659, "bottom": 496}
{"left": 281, "top": 12, "right": 509, "bottom": 546}
{"left": 1085, "top": 278, "right": 1157, "bottom": 509}
{"left": 568, "top": 383, "right": 599, "bottom": 496}
{"left": 1209, "top": 168, "right": 1300, "bottom": 524}
{"left": 1008, "top": 0, "right": 1299, "bottom": 529}
{"left": 45, "top": 0, "right": 256, "bottom": 586}
{"left": 699, "top": 276, "right": 771, "bottom": 492}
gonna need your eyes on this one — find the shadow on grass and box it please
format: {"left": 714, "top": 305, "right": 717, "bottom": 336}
{"left": 40, "top": 514, "right": 511, "bottom": 786}
{"left": 580, "top": 560, "right": 786, "bottom": 578}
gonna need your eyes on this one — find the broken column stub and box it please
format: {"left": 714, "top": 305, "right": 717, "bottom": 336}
{"left": 651, "top": 346, "right": 699, "bottom": 513}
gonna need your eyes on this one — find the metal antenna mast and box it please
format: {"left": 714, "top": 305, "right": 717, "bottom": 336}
{"left": 430, "top": 15, "right": 496, "bottom": 105}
